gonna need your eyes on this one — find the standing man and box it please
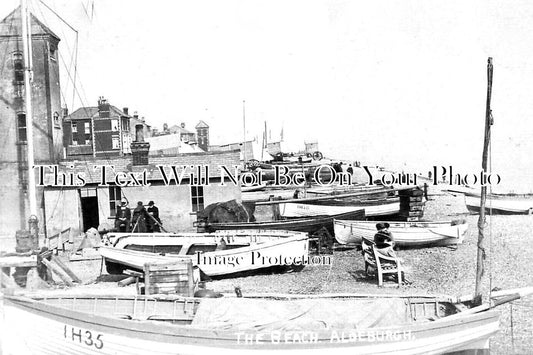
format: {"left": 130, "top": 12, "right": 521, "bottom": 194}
{"left": 115, "top": 199, "right": 131, "bottom": 232}
{"left": 132, "top": 201, "right": 148, "bottom": 233}
{"left": 147, "top": 201, "right": 162, "bottom": 232}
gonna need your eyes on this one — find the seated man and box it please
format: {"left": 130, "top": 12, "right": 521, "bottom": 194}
{"left": 373, "top": 222, "right": 396, "bottom": 257}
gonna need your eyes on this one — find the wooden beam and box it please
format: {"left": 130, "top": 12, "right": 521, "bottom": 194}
{"left": 41, "top": 259, "right": 74, "bottom": 286}
{"left": 0, "top": 255, "right": 37, "bottom": 268}
{"left": 51, "top": 256, "right": 81, "bottom": 283}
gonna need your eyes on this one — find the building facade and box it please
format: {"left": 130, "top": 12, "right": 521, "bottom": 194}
{"left": 0, "top": 8, "right": 63, "bottom": 241}
{"left": 42, "top": 150, "right": 242, "bottom": 236}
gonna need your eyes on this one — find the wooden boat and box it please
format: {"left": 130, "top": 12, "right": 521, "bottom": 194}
{"left": 202, "top": 210, "right": 365, "bottom": 235}
{"left": 241, "top": 183, "right": 267, "bottom": 192}
{"left": 101, "top": 230, "right": 309, "bottom": 277}
{"left": 280, "top": 200, "right": 400, "bottom": 218}
{"left": 1, "top": 292, "right": 506, "bottom": 354}
{"left": 334, "top": 219, "right": 468, "bottom": 246}
{"left": 464, "top": 194, "right": 533, "bottom": 215}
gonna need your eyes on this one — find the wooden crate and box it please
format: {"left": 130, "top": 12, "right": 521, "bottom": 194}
{"left": 143, "top": 260, "right": 196, "bottom": 297}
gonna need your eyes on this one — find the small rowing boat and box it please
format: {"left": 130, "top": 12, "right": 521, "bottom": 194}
{"left": 464, "top": 194, "right": 533, "bottom": 215}
{"left": 100, "top": 230, "right": 309, "bottom": 277}
{"left": 280, "top": 200, "right": 400, "bottom": 218}
{"left": 334, "top": 219, "right": 468, "bottom": 247}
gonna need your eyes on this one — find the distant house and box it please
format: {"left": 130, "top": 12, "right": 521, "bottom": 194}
{"left": 145, "top": 134, "right": 205, "bottom": 156}
{"left": 195, "top": 120, "right": 210, "bottom": 151}
{"left": 62, "top": 97, "right": 150, "bottom": 157}
{"left": 168, "top": 123, "right": 196, "bottom": 143}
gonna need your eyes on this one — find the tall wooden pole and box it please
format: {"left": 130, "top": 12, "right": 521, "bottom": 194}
{"left": 474, "top": 57, "right": 493, "bottom": 302}
{"left": 242, "top": 100, "right": 246, "bottom": 163}
{"left": 21, "top": 0, "right": 38, "bottom": 219}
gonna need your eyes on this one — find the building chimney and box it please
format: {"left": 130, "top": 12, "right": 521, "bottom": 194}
{"left": 181, "top": 122, "right": 185, "bottom": 128}
{"left": 62, "top": 107, "right": 69, "bottom": 118}
{"left": 123, "top": 107, "right": 129, "bottom": 116}
{"left": 131, "top": 124, "right": 150, "bottom": 165}
{"left": 133, "top": 111, "right": 139, "bottom": 119}
{"left": 98, "top": 96, "right": 110, "bottom": 118}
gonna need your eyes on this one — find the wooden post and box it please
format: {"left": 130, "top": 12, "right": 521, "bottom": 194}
{"left": 474, "top": 57, "right": 493, "bottom": 304}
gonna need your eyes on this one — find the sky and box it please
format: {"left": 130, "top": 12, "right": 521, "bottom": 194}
{"left": 1, "top": 0, "right": 532, "bottom": 192}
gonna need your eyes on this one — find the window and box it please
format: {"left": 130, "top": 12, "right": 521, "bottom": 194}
{"left": 111, "top": 119, "right": 119, "bottom": 131}
{"left": 85, "top": 139, "right": 91, "bottom": 145}
{"left": 109, "top": 186, "right": 122, "bottom": 216}
{"left": 112, "top": 136, "right": 120, "bottom": 149}
{"left": 13, "top": 52, "right": 24, "bottom": 83}
{"left": 17, "top": 113, "right": 27, "bottom": 143}
{"left": 71, "top": 123, "right": 77, "bottom": 133}
{"left": 49, "top": 45, "right": 57, "bottom": 61}
{"left": 191, "top": 186, "right": 204, "bottom": 212}
{"left": 53, "top": 112, "right": 60, "bottom": 128}
{"left": 84, "top": 122, "right": 90, "bottom": 133}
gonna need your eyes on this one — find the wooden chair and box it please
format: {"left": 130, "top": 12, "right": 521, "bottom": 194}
{"left": 361, "top": 237, "right": 403, "bottom": 287}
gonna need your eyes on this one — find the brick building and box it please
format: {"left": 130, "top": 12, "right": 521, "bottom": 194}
{"left": 0, "top": 8, "right": 63, "bottom": 242}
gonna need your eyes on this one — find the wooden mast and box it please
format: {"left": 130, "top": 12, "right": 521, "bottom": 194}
{"left": 21, "top": 0, "right": 39, "bottom": 223}
{"left": 474, "top": 57, "right": 494, "bottom": 303}
{"left": 242, "top": 100, "right": 246, "bottom": 163}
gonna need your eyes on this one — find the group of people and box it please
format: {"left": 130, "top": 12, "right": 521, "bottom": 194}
{"left": 114, "top": 200, "right": 162, "bottom": 233}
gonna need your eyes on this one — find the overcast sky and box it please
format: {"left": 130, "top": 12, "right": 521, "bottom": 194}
{"left": 2, "top": 0, "right": 532, "bottom": 192}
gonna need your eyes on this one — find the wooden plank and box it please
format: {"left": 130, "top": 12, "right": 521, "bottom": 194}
{"left": 41, "top": 258, "right": 74, "bottom": 286}
{"left": 149, "top": 275, "right": 188, "bottom": 283}
{"left": 0, "top": 255, "right": 37, "bottom": 268}
{"left": 118, "top": 276, "right": 137, "bottom": 287}
{"left": 51, "top": 256, "right": 82, "bottom": 283}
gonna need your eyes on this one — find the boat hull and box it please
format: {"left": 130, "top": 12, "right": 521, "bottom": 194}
{"left": 1, "top": 295, "right": 499, "bottom": 355}
{"left": 205, "top": 210, "right": 365, "bottom": 235}
{"left": 464, "top": 195, "right": 533, "bottom": 215}
{"left": 333, "top": 220, "right": 468, "bottom": 246}
{"left": 100, "top": 233, "right": 309, "bottom": 277}
{"left": 280, "top": 201, "right": 400, "bottom": 218}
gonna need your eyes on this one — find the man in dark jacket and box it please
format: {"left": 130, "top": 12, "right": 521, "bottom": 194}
{"left": 146, "top": 200, "right": 162, "bottom": 232}
{"left": 132, "top": 201, "right": 148, "bottom": 233}
{"left": 115, "top": 199, "right": 131, "bottom": 232}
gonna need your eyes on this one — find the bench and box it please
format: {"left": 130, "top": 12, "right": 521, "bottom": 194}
{"left": 47, "top": 228, "right": 71, "bottom": 254}
{"left": 361, "top": 237, "right": 403, "bottom": 287}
